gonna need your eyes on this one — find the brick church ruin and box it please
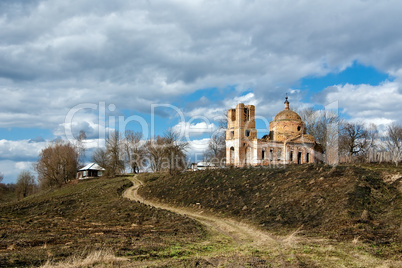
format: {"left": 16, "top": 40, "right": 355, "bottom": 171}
{"left": 226, "top": 97, "right": 322, "bottom": 167}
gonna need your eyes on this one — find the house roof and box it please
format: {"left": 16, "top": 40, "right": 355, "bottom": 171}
{"left": 79, "top": 163, "right": 105, "bottom": 171}
{"left": 197, "top": 161, "right": 216, "bottom": 167}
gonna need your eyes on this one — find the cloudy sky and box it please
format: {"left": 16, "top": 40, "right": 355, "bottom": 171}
{"left": 1, "top": 0, "right": 402, "bottom": 183}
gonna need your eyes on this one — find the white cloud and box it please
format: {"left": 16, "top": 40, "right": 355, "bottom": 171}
{"left": 317, "top": 82, "right": 402, "bottom": 126}
{"left": 187, "top": 138, "right": 210, "bottom": 158}
{"left": 186, "top": 107, "right": 226, "bottom": 121}
{"left": 172, "top": 121, "right": 217, "bottom": 138}
{"left": 223, "top": 93, "right": 260, "bottom": 108}
{"left": 1, "top": 0, "right": 402, "bottom": 130}
{"left": 186, "top": 92, "right": 263, "bottom": 121}
{"left": 1, "top": 0, "right": 402, "bottom": 178}
{"left": 53, "top": 110, "right": 114, "bottom": 141}
{"left": 15, "top": 161, "right": 33, "bottom": 171}
{"left": 0, "top": 139, "right": 47, "bottom": 162}
{"left": 0, "top": 160, "right": 37, "bottom": 184}
{"left": 0, "top": 161, "right": 20, "bottom": 184}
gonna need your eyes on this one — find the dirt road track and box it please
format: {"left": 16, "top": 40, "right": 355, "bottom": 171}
{"left": 123, "top": 176, "right": 278, "bottom": 247}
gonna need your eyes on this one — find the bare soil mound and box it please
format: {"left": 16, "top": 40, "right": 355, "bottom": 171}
{"left": 140, "top": 164, "right": 402, "bottom": 245}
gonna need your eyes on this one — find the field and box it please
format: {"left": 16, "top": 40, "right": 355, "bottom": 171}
{"left": 0, "top": 164, "right": 401, "bottom": 267}
{"left": 139, "top": 164, "right": 402, "bottom": 265}
{"left": 0, "top": 184, "right": 16, "bottom": 203}
{"left": 0, "top": 176, "right": 205, "bottom": 267}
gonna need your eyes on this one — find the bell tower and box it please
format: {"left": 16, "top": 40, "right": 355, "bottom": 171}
{"left": 226, "top": 103, "right": 257, "bottom": 166}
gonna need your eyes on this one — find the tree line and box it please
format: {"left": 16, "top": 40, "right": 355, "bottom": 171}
{"left": 33, "top": 129, "right": 190, "bottom": 189}
{"left": 0, "top": 132, "right": 86, "bottom": 201}
{"left": 0, "top": 128, "right": 193, "bottom": 201}
{"left": 91, "top": 129, "right": 189, "bottom": 177}
{"left": 298, "top": 108, "right": 402, "bottom": 166}
{"left": 0, "top": 170, "right": 38, "bottom": 201}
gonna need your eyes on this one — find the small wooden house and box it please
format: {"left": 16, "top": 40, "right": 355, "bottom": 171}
{"left": 77, "top": 163, "right": 105, "bottom": 179}
{"left": 188, "top": 163, "right": 198, "bottom": 171}
{"left": 196, "top": 161, "right": 217, "bottom": 170}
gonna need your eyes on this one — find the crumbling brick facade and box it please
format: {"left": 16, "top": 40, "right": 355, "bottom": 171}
{"left": 226, "top": 98, "right": 322, "bottom": 167}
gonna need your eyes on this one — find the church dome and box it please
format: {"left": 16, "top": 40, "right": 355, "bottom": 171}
{"left": 269, "top": 96, "right": 307, "bottom": 142}
{"left": 273, "top": 96, "right": 301, "bottom": 122}
{"left": 274, "top": 109, "right": 301, "bottom": 122}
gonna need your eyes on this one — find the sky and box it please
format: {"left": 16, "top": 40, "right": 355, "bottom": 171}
{"left": 1, "top": 0, "right": 402, "bottom": 183}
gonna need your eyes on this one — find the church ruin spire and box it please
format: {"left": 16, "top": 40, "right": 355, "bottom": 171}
{"left": 284, "top": 95, "right": 289, "bottom": 110}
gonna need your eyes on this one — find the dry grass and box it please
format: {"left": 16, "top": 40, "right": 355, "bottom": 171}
{"left": 282, "top": 225, "right": 304, "bottom": 246}
{"left": 138, "top": 164, "right": 402, "bottom": 265}
{"left": 2, "top": 164, "right": 401, "bottom": 267}
{"left": 0, "top": 176, "right": 205, "bottom": 267}
{"left": 41, "top": 249, "right": 129, "bottom": 268}
{"left": 140, "top": 164, "right": 402, "bottom": 245}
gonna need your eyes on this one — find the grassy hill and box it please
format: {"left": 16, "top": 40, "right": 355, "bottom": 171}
{"left": 1, "top": 164, "right": 401, "bottom": 267}
{"left": 0, "top": 184, "right": 16, "bottom": 203}
{"left": 0, "top": 176, "right": 205, "bottom": 267}
{"left": 139, "top": 164, "right": 402, "bottom": 258}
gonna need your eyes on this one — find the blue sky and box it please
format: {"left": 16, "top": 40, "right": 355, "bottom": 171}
{"left": 300, "top": 61, "right": 393, "bottom": 103}
{"left": 1, "top": 0, "right": 402, "bottom": 183}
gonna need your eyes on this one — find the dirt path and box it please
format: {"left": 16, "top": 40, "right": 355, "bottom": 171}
{"left": 123, "top": 176, "right": 278, "bottom": 247}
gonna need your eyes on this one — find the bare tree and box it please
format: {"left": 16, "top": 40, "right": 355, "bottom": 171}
{"left": 164, "top": 129, "right": 188, "bottom": 175}
{"left": 76, "top": 130, "right": 87, "bottom": 164}
{"left": 204, "top": 112, "right": 227, "bottom": 166}
{"left": 92, "top": 148, "right": 109, "bottom": 170}
{"left": 297, "top": 108, "right": 342, "bottom": 164}
{"left": 217, "top": 111, "right": 228, "bottom": 130}
{"left": 205, "top": 130, "right": 226, "bottom": 166}
{"left": 123, "top": 130, "right": 144, "bottom": 173}
{"left": 298, "top": 108, "right": 341, "bottom": 152}
{"left": 0, "top": 172, "right": 3, "bottom": 184}
{"left": 35, "top": 141, "right": 79, "bottom": 188}
{"left": 144, "top": 130, "right": 188, "bottom": 174}
{"left": 339, "top": 122, "right": 369, "bottom": 162}
{"left": 15, "top": 170, "right": 37, "bottom": 200}
{"left": 384, "top": 123, "right": 402, "bottom": 166}
{"left": 105, "top": 131, "right": 125, "bottom": 176}
{"left": 145, "top": 136, "right": 167, "bottom": 172}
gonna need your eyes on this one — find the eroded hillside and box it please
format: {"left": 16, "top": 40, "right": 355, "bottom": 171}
{"left": 140, "top": 164, "right": 402, "bottom": 247}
